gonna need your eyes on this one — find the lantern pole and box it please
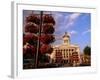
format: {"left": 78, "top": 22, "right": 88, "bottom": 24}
{"left": 35, "top": 11, "right": 43, "bottom": 68}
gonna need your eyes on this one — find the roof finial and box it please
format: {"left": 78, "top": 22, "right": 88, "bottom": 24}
{"left": 63, "top": 32, "right": 70, "bottom": 38}
{"left": 65, "top": 32, "right": 67, "bottom": 34}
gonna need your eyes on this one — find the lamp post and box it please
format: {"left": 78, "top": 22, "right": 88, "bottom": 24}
{"left": 35, "top": 11, "right": 43, "bottom": 68}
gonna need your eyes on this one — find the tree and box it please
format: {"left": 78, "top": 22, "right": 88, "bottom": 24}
{"left": 83, "top": 46, "right": 91, "bottom": 55}
{"left": 83, "top": 46, "right": 91, "bottom": 66}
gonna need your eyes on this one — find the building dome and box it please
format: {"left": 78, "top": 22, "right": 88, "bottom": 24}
{"left": 50, "top": 32, "right": 81, "bottom": 66}
{"left": 62, "top": 32, "right": 70, "bottom": 45}
{"left": 63, "top": 32, "right": 70, "bottom": 38}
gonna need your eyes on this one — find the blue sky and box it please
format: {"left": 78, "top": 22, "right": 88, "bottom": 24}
{"left": 23, "top": 10, "right": 91, "bottom": 52}
{"left": 52, "top": 12, "right": 91, "bottom": 52}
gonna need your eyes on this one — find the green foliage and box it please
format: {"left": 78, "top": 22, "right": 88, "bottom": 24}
{"left": 83, "top": 46, "right": 91, "bottom": 55}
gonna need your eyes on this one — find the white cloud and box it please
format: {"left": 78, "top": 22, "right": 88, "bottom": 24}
{"left": 65, "top": 13, "right": 81, "bottom": 29}
{"left": 52, "top": 12, "right": 81, "bottom": 36}
{"left": 69, "top": 30, "right": 78, "bottom": 35}
{"left": 69, "top": 13, "right": 81, "bottom": 20}
{"left": 52, "top": 12, "right": 64, "bottom": 29}
{"left": 55, "top": 35, "right": 63, "bottom": 40}
{"left": 82, "top": 29, "right": 91, "bottom": 35}
{"left": 52, "top": 12, "right": 63, "bottom": 23}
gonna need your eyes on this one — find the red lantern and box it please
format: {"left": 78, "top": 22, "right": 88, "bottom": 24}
{"left": 25, "top": 22, "right": 39, "bottom": 33}
{"left": 43, "top": 24, "right": 55, "bottom": 34}
{"left": 40, "top": 44, "right": 53, "bottom": 54}
{"left": 40, "top": 34, "right": 55, "bottom": 44}
{"left": 26, "top": 14, "right": 40, "bottom": 24}
{"left": 43, "top": 14, "right": 55, "bottom": 25}
{"left": 23, "top": 43, "right": 36, "bottom": 55}
{"left": 23, "top": 33, "right": 37, "bottom": 45}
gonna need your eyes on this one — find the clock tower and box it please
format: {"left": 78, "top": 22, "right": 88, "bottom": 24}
{"left": 63, "top": 32, "right": 70, "bottom": 46}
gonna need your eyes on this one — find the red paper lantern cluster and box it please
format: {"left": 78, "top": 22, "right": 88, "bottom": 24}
{"left": 23, "top": 33, "right": 37, "bottom": 45}
{"left": 23, "top": 43, "right": 36, "bottom": 56}
{"left": 43, "top": 24, "right": 55, "bottom": 34}
{"left": 43, "top": 14, "right": 55, "bottom": 25}
{"left": 26, "top": 14, "right": 40, "bottom": 24}
{"left": 25, "top": 22, "right": 39, "bottom": 33}
{"left": 26, "top": 14, "right": 55, "bottom": 25}
{"left": 40, "top": 44, "right": 53, "bottom": 54}
{"left": 23, "top": 12, "right": 55, "bottom": 65}
{"left": 40, "top": 34, "right": 55, "bottom": 44}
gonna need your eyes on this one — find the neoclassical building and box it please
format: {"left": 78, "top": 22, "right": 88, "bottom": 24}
{"left": 50, "top": 32, "right": 81, "bottom": 66}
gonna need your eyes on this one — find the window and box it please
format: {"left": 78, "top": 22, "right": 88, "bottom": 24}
{"left": 64, "top": 40, "right": 68, "bottom": 43}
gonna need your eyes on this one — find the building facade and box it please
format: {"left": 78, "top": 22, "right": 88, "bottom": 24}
{"left": 50, "top": 32, "right": 81, "bottom": 66}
